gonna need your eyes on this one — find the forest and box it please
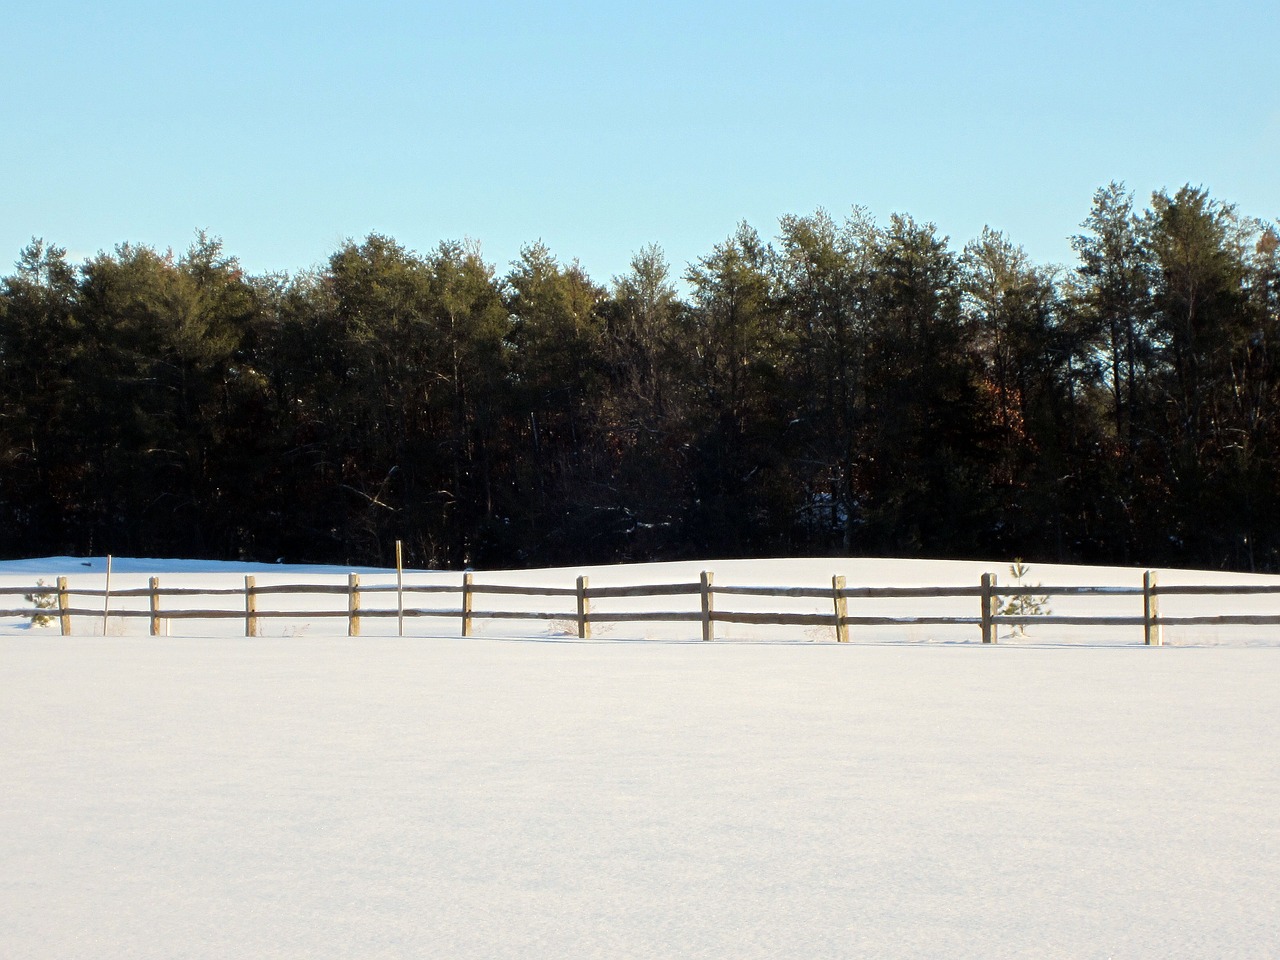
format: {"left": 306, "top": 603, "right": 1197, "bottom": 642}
{"left": 2, "top": 183, "right": 1278, "bottom": 572}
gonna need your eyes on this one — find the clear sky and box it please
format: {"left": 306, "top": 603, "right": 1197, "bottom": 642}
{"left": 3, "top": 0, "right": 1277, "bottom": 283}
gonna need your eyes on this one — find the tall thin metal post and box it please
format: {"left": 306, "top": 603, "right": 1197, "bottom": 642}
{"left": 102, "top": 555, "right": 112, "bottom": 636}
{"left": 396, "top": 540, "right": 404, "bottom": 637}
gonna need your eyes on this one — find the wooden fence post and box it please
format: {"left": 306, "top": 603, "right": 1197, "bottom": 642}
{"left": 573, "top": 578, "right": 586, "bottom": 640}
{"left": 981, "top": 573, "right": 997, "bottom": 644}
{"left": 461, "top": 572, "right": 473, "bottom": 637}
{"left": 245, "top": 576, "right": 258, "bottom": 638}
{"left": 1143, "top": 570, "right": 1162, "bottom": 646}
{"left": 57, "top": 576, "right": 70, "bottom": 636}
{"left": 149, "top": 577, "right": 161, "bottom": 637}
{"left": 700, "top": 571, "right": 714, "bottom": 642}
{"left": 348, "top": 573, "right": 361, "bottom": 637}
{"left": 833, "top": 575, "right": 849, "bottom": 643}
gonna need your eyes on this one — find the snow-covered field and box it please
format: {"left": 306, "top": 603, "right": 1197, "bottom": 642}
{"left": 3, "top": 557, "right": 1279, "bottom": 958}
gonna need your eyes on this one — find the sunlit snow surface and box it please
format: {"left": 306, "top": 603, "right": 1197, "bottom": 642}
{"left": 3, "top": 557, "right": 1279, "bottom": 958}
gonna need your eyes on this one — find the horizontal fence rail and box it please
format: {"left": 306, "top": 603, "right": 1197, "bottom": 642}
{"left": 3, "top": 569, "right": 1280, "bottom": 643}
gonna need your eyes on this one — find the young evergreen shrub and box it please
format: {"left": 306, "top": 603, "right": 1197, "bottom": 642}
{"left": 24, "top": 579, "right": 57, "bottom": 628}
{"left": 998, "top": 559, "right": 1050, "bottom": 638}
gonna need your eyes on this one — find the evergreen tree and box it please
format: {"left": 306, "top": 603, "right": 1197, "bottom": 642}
{"left": 682, "top": 223, "right": 792, "bottom": 554}
{"left": 597, "top": 244, "right": 690, "bottom": 557}
{"left": 504, "top": 242, "right": 613, "bottom": 562}
{"left": 0, "top": 240, "right": 81, "bottom": 553}
{"left": 860, "top": 215, "right": 985, "bottom": 555}
{"left": 773, "top": 209, "right": 875, "bottom": 549}
{"left": 961, "top": 227, "right": 1074, "bottom": 554}
{"left": 1144, "top": 187, "right": 1271, "bottom": 565}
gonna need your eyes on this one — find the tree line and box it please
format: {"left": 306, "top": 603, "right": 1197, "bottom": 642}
{"left": 2, "top": 183, "right": 1278, "bottom": 572}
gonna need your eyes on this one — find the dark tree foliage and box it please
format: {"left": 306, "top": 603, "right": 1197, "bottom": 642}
{"left": 3, "top": 185, "right": 1278, "bottom": 572}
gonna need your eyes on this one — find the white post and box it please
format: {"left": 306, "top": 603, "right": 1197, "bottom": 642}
{"left": 102, "top": 555, "right": 113, "bottom": 636}
{"left": 396, "top": 540, "right": 405, "bottom": 637}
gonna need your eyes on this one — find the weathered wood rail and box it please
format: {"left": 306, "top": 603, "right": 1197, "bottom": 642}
{"left": 4, "top": 568, "right": 1280, "bottom": 643}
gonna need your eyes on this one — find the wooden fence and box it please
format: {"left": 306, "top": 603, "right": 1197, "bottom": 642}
{"left": 4, "top": 569, "right": 1280, "bottom": 643}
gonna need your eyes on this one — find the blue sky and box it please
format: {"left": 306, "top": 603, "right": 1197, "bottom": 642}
{"left": 3, "top": 0, "right": 1277, "bottom": 282}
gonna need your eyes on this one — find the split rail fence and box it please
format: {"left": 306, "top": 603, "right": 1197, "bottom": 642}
{"left": 4, "top": 570, "right": 1280, "bottom": 644}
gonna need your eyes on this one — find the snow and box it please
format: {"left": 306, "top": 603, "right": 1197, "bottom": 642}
{"left": 3, "top": 557, "right": 1280, "bottom": 957}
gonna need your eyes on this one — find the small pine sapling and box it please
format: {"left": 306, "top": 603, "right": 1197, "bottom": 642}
{"left": 998, "top": 559, "right": 1050, "bottom": 638}
{"left": 24, "top": 579, "right": 57, "bottom": 628}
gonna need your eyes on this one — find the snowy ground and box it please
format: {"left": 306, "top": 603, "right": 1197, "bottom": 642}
{"left": 3, "top": 557, "right": 1279, "bottom": 958}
